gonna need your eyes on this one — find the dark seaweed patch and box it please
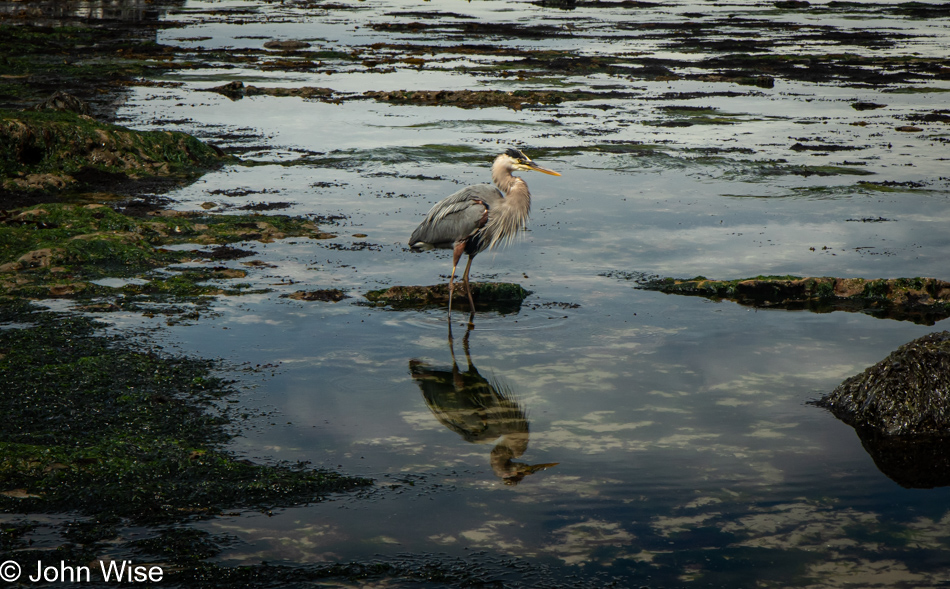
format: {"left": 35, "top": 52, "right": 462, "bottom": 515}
{"left": 0, "top": 303, "right": 371, "bottom": 524}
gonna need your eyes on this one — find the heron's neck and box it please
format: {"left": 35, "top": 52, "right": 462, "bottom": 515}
{"left": 492, "top": 166, "right": 531, "bottom": 221}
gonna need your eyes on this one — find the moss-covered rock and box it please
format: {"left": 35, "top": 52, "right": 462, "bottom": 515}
{"left": 0, "top": 24, "right": 175, "bottom": 111}
{"left": 0, "top": 22, "right": 357, "bottom": 124}
{"left": 0, "top": 109, "right": 231, "bottom": 193}
{"left": 365, "top": 282, "right": 531, "bottom": 309}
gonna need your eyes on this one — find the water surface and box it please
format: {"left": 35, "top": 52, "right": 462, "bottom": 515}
{"left": 103, "top": 0, "right": 950, "bottom": 585}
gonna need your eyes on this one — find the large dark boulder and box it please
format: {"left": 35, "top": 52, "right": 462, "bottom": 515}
{"left": 815, "top": 331, "right": 950, "bottom": 436}
{"left": 813, "top": 331, "right": 950, "bottom": 488}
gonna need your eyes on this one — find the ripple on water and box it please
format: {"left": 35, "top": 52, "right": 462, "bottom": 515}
{"left": 387, "top": 305, "right": 576, "bottom": 334}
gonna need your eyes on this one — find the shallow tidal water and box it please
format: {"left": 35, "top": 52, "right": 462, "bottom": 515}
{"left": 49, "top": 0, "right": 950, "bottom": 585}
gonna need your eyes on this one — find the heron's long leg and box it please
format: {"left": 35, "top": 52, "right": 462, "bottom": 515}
{"left": 447, "top": 262, "right": 457, "bottom": 320}
{"left": 461, "top": 255, "right": 476, "bottom": 316}
{"left": 448, "top": 242, "right": 466, "bottom": 321}
{"left": 447, "top": 263, "right": 456, "bottom": 318}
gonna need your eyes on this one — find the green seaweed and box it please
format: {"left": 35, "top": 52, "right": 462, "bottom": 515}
{"left": 0, "top": 202, "right": 332, "bottom": 299}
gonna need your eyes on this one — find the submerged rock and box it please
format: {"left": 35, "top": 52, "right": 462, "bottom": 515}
{"left": 814, "top": 331, "right": 950, "bottom": 436}
{"left": 263, "top": 39, "right": 311, "bottom": 50}
{"left": 283, "top": 289, "right": 348, "bottom": 302}
{"left": 365, "top": 282, "right": 530, "bottom": 309}
{"left": 638, "top": 275, "right": 950, "bottom": 325}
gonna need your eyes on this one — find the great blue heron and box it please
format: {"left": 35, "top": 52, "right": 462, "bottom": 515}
{"left": 409, "top": 148, "right": 560, "bottom": 319}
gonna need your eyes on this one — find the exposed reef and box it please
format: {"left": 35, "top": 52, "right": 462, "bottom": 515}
{"left": 638, "top": 275, "right": 950, "bottom": 325}
{"left": 361, "top": 88, "right": 630, "bottom": 110}
{"left": 202, "top": 83, "right": 637, "bottom": 110}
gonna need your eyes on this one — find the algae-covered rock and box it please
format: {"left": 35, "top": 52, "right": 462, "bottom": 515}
{"left": 0, "top": 109, "right": 230, "bottom": 193}
{"left": 365, "top": 282, "right": 531, "bottom": 309}
{"left": 813, "top": 331, "right": 950, "bottom": 436}
{"left": 638, "top": 275, "right": 950, "bottom": 325}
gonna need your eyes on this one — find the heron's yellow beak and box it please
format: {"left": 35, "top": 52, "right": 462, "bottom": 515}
{"left": 522, "top": 462, "right": 560, "bottom": 474}
{"left": 521, "top": 161, "right": 561, "bottom": 176}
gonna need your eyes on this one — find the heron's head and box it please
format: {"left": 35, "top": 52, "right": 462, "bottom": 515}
{"left": 498, "top": 148, "right": 561, "bottom": 177}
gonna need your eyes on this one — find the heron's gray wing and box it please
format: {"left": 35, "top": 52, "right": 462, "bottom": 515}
{"left": 409, "top": 184, "right": 502, "bottom": 249}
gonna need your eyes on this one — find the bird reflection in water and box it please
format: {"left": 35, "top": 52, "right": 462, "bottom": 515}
{"left": 409, "top": 325, "right": 558, "bottom": 485}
